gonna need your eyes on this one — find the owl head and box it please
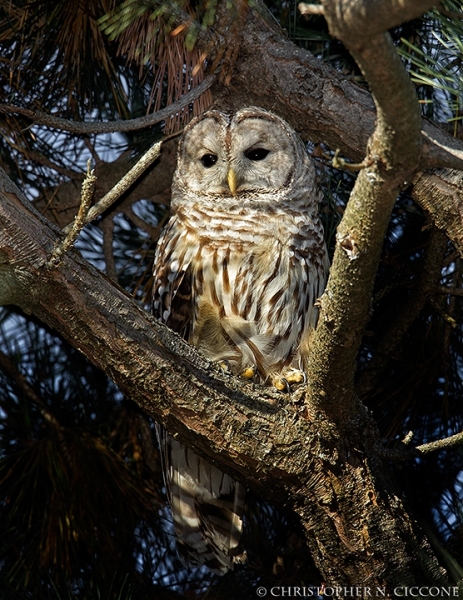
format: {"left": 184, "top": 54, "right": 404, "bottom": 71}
{"left": 171, "top": 107, "right": 316, "bottom": 206}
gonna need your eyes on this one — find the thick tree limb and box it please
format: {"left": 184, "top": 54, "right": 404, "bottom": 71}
{"left": 322, "top": 0, "right": 436, "bottom": 47}
{"left": 0, "top": 171, "right": 286, "bottom": 489}
{"left": 413, "top": 169, "right": 463, "bottom": 256}
{"left": 303, "top": 1, "right": 423, "bottom": 420}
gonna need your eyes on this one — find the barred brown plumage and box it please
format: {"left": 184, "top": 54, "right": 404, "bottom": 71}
{"left": 152, "top": 107, "right": 329, "bottom": 573}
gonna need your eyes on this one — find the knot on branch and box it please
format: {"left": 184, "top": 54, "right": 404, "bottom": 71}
{"left": 337, "top": 232, "right": 360, "bottom": 260}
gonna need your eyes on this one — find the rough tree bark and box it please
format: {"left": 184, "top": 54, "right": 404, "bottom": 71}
{"left": 0, "top": 0, "right": 462, "bottom": 594}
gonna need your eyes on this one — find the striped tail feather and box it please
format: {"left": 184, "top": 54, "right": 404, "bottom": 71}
{"left": 157, "top": 427, "right": 246, "bottom": 573}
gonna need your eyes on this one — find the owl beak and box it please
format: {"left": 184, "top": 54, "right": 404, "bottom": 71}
{"left": 227, "top": 168, "right": 237, "bottom": 196}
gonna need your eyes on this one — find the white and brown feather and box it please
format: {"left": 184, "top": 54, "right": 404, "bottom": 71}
{"left": 152, "top": 107, "right": 329, "bottom": 573}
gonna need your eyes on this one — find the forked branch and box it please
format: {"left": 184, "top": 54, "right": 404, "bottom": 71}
{"left": 383, "top": 430, "right": 463, "bottom": 461}
{"left": 304, "top": 0, "right": 432, "bottom": 420}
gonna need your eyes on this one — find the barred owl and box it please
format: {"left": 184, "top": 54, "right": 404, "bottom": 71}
{"left": 152, "top": 107, "right": 329, "bottom": 573}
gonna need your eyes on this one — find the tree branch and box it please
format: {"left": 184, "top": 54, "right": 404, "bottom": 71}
{"left": 33, "top": 140, "right": 177, "bottom": 231}
{"left": 61, "top": 140, "right": 164, "bottom": 235}
{"left": 382, "top": 430, "right": 463, "bottom": 461}
{"left": 0, "top": 0, "right": 457, "bottom": 586}
{"left": 357, "top": 228, "right": 448, "bottom": 400}
{"left": 49, "top": 161, "right": 97, "bottom": 266}
{"left": 322, "top": 0, "right": 436, "bottom": 48}
{"left": 304, "top": 1, "right": 424, "bottom": 420}
{"left": 421, "top": 129, "right": 463, "bottom": 170}
{"left": 415, "top": 430, "right": 463, "bottom": 454}
{"left": 298, "top": 3, "right": 325, "bottom": 16}
{"left": 0, "top": 75, "right": 215, "bottom": 135}
{"left": 438, "top": 286, "right": 463, "bottom": 297}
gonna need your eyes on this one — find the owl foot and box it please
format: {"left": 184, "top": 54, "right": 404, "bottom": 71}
{"left": 240, "top": 365, "right": 257, "bottom": 380}
{"left": 272, "top": 369, "right": 307, "bottom": 392}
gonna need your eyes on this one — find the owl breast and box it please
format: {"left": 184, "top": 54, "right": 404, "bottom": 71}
{"left": 171, "top": 200, "right": 327, "bottom": 383}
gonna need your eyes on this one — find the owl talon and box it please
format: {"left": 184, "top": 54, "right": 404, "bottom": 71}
{"left": 285, "top": 370, "right": 307, "bottom": 386}
{"left": 217, "top": 360, "right": 231, "bottom": 372}
{"left": 273, "top": 370, "right": 306, "bottom": 392}
{"left": 273, "top": 377, "right": 290, "bottom": 392}
{"left": 241, "top": 366, "right": 257, "bottom": 380}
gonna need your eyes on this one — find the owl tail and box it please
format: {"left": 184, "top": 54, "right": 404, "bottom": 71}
{"left": 159, "top": 429, "right": 246, "bottom": 574}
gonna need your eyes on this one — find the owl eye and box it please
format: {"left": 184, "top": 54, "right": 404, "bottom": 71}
{"left": 200, "top": 153, "right": 218, "bottom": 168}
{"left": 244, "top": 148, "right": 270, "bottom": 161}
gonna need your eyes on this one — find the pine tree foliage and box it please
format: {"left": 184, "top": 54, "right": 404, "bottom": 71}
{"left": 0, "top": 310, "right": 179, "bottom": 596}
{"left": 0, "top": 0, "right": 463, "bottom": 597}
{"left": 98, "top": 0, "right": 214, "bottom": 132}
{"left": 398, "top": 0, "right": 463, "bottom": 126}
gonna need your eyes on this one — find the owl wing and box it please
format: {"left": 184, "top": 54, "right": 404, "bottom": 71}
{"left": 152, "top": 219, "right": 245, "bottom": 574}
{"left": 152, "top": 219, "right": 192, "bottom": 338}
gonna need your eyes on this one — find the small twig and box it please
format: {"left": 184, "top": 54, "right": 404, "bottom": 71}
{"left": 437, "top": 285, "right": 463, "bottom": 297}
{"left": 62, "top": 137, "right": 170, "bottom": 236}
{"left": 49, "top": 132, "right": 178, "bottom": 270}
{"left": 332, "top": 148, "right": 373, "bottom": 171}
{"left": 429, "top": 297, "right": 458, "bottom": 328}
{"left": 416, "top": 430, "right": 463, "bottom": 454}
{"left": 382, "top": 429, "right": 463, "bottom": 461}
{"left": 298, "top": 2, "right": 325, "bottom": 16}
{"left": 0, "top": 75, "right": 215, "bottom": 135}
{"left": 402, "top": 431, "right": 414, "bottom": 446}
{"left": 47, "top": 160, "right": 96, "bottom": 267}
